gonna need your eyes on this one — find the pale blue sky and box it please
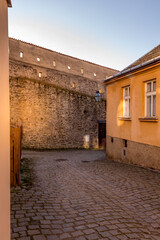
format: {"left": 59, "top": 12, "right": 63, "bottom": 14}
{"left": 9, "top": 0, "right": 160, "bottom": 70}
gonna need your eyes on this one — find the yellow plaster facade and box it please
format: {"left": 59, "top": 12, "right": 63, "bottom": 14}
{"left": 106, "top": 61, "right": 160, "bottom": 169}
{"left": 107, "top": 64, "right": 160, "bottom": 147}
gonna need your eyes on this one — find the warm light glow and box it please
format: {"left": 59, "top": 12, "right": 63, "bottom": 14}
{"left": 72, "top": 82, "right": 75, "bottom": 88}
{"left": 39, "top": 72, "right": 42, "bottom": 78}
{"left": 83, "top": 134, "right": 90, "bottom": 149}
{"left": 157, "top": 86, "right": 160, "bottom": 94}
{"left": 0, "top": 1, "right": 10, "bottom": 238}
{"left": 20, "top": 51, "right": 23, "bottom": 58}
{"left": 92, "top": 137, "right": 99, "bottom": 149}
{"left": 117, "top": 101, "right": 124, "bottom": 127}
{"left": 53, "top": 60, "right": 56, "bottom": 67}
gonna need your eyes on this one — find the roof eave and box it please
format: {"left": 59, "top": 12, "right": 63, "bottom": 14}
{"left": 104, "top": 57, "right": 160, "bottom": 84}
{"left": 7, "top": 0, "right": 12, "bottom": 7}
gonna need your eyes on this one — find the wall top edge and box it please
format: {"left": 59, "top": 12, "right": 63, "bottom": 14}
{"left": 9, "top": 38, "right": 118, "bottom": 73}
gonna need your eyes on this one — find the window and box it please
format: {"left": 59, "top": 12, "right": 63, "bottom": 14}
{"left": 123, "top": 86, "right": 130, "bottom": 117}
{"left": 123, "top": 139, "right": 127, "bottom": 148}
{"left": 38, "top": 72, "right": 42, "bottom": 78}
{"left": 53, "top": 61, "right": 56, "bottom": 67}
{"left": 20, "top": 52, "right": 23, "bottom": 58}
{"left": 81, "top": 68, "right": 84, "bottom": 74}
{"left": 145, "top": 80, "right": 156, "bottom": 117}
{"left": 72, "top": 82, "right": 75, "bottom": 88}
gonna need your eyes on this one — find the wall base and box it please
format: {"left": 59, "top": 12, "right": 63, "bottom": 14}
{"left": 106, "top": 136, "right": 160, "bottom": 170}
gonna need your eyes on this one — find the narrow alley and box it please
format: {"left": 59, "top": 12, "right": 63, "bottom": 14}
{"left": 11, "top": 150, "right": 160, "bottom": 240}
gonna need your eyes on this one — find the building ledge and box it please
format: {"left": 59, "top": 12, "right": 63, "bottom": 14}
{"left": 119, "top": 116, "right": 132, "bottom": 121}
{"left": 139, "top": 117, "right": 158, "bottom": 122}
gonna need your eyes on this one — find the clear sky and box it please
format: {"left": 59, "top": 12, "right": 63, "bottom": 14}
{"left": 9, "top": 0, "right": 160, "bottom": 70}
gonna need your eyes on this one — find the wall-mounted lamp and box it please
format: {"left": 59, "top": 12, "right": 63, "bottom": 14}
{"left": 95, "top": 90, "right": 101, "bottom": 102}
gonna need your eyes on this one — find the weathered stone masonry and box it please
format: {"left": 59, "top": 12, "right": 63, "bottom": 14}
{"left": 9, "top": 38, "right": 118, "bottom": 149}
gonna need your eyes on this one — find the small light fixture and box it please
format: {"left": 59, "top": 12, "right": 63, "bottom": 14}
{"left": 95, "top": 90, "right": 101, "bottom": 102}
{"left": 68, "top": 65, "right": 71, "bottom": 70}
{"left": 94, "top": 73, "right": 96, "bottom": 77}
{"left": 37, "top": 57, "right": 40, "bottom": 62}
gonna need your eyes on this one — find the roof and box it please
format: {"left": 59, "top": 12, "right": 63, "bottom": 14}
{"left": 7, "top": 0, "right": 12, "bottom": 7}
{"left": 105, "top": 44, "right": 160, "bottom": 84}
{"left": 125, "top": 44, "right": 160, "bottom": 70}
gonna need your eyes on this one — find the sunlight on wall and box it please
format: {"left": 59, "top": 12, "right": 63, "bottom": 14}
{"left": 0, "top": 0, "right": 10, "bottom": 239}
{"left": 92, "top": 137, "right": 99, "bottom": 149}
{"left": 116, "top": 100, "right": 124, "bottom": 127}
{"left": 83, "top": 134, "right": 90, "bottom": 149}
{"left": 157, "top": 85, "right": 160, "bottom": 94}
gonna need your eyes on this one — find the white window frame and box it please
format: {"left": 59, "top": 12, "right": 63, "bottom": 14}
{"left": 145, "top": 80, "right": 156, "bottom": 117}
{"left": 123, "top": 86, "right": 130, "bottom": 117}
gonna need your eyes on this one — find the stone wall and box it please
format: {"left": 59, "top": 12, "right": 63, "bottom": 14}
{"left": 9, "top": 59, "right": 106, "bottom": 99}
{"left": 9, "top": 38, "right": 117, "bottom": 149}
{"left": 10, "top": 76, "right": 106, "bottom": 149}
{"left": 106, "top": 136, "right": 160, "bottom": 170}
{"left": 9, "top": 38, "right": 118, "bottom": 83}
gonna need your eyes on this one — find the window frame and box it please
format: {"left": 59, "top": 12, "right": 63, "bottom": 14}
{"left": 123, "top": 86, "right": 130, "bottom": 117}
{"left": 145, "top": 79, "right": 156, "bottom": 117}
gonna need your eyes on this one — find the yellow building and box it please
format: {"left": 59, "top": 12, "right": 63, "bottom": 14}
{"left": 0, "top": 0, "right": 12, "bottom": 239}
{"left": 105, "top": 45, "right": 160, "bottom": 170}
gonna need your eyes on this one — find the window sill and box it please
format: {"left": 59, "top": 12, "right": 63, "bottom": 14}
{"left": 138, "top": 117, "right": 158, "bottom": 122}
{"left": 119, "top": 116, "right": 132, "bottom": 121}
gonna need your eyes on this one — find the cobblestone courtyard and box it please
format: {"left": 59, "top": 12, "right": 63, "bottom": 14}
{"left": 11, "top": 150, "right": 160, "bottom": 240}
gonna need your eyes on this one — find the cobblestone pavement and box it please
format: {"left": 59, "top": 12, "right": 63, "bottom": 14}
{"left": 11, "top": 150, "right": 160, "bottom": 240}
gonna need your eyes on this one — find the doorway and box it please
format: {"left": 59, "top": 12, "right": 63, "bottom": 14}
{"left": 98, "top": 120, "right": 106, "bottom": 149}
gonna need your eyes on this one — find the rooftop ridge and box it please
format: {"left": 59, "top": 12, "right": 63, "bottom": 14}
{"left": 9, "top": 37, "right": 119, "bottom": 72}
{"left": 105, "top": 55, "right": 160, "bottom": 83}
{"left": 123, "top": 43, "right": 160, "bottom": 71}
